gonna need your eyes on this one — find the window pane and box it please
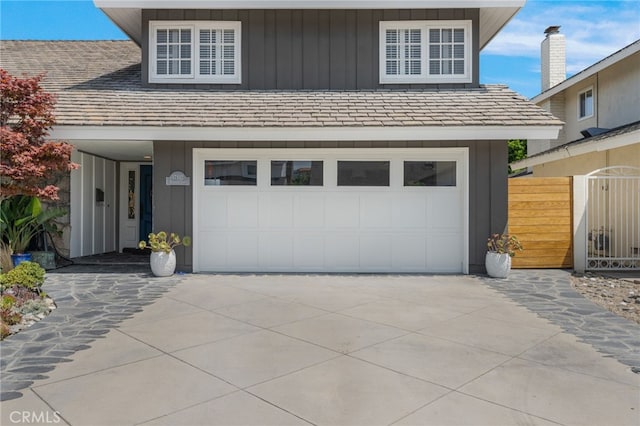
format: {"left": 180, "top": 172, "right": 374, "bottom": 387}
{"left": 409, "top": 45, "right": 421, "bottom": 59}
{"left": 223, "top": 61, "right": 234, "bottom": 75}
{"left": 223, "top": 45, "right": 234, "bottom": 59}
{"left": 386, "top": 45, "right": 398, "bottom": 60}
{"left": 442, "top": 60, "right": 452, "bottom": 74}
{"left": 200, "top": 45, "right": 210, "bottom": 59}
{"left": 387, "top": 60, "right": 399, "bottom": 75}
{"left": 579, "top": 90, "right": 594, "bottom": 118}
{"left": 271, "top": 161, "right": 323, "bottom": 186}
{"left": 453, "top": 29, "right": 465, "bottom": 43}
{"left": 169, "top": 60, "right": 180, "bottom": 74}
{"left": 442, "top": 45, "right": 452, "bottom": 59}
{"left": 223, "top": 29, "right": 235, "bottom": 43}
{"left": 442, "top": 29, "right": 452, "bottom": 43}
{"left": 407, "top": 60, "right": 421, "bottom": 75}
{"left": 429, "top": 60, "right": 440, "bottom": 74}
{"left": 409, "top": 29, "right": 421, "bottom": 43}
{"left": 386, "top": 29, "right": 398, "bottom": 43}
{"left": 429, "top": 45, "right": 440, "bottom": 59}
{"left": 157, "top": 45, "right": 167, "bottom": 59}
{"left": 181, "top": 29, "right": 191, "bottom": 43}
{"left": 453, "top": 44, "right": 465, "bottom": 59}
{"left": 181, "top": 44, "right": 191, "bottom": 59}
{"left": 157, "top": 61, "right": 167, "bottom": 75}
{"left": 181, "top": 60, "right": 191, "bottom": 74}
{"left": 453, "top": 60, "right": 464, "bottom": 75}
{"left": 200, "top": 61, "right": 210, "bottom": 74}
{"left": 168, "top": 29, "right": 179, "bottom": 43}
{"left": 404, "top": 161, "right": 456, "bottom": 186}
{"left": 337, "top": 161, "right": 390, "bottom": 186}
{"left": 169, "top": 44, "right": 179, "bottom": 59}
{"left": 429, "top": 29, "right": 440, "bottom": 43}
{"left": 157, "top": 29, "right": 167, "bottom": 43}
{"left": 200, "top": 29, "right": 210, "bottom": 44}
{"left": 204, "top": 161, "right": 257, "bottom": 186}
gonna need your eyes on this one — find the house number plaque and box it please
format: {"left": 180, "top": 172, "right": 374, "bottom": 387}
{"left": 165, "top": 171, "right": 191, "bottom": 186}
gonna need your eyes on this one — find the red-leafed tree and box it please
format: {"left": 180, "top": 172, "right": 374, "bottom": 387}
{"left": 1, "top": 68, "right": 78, "bottom": 201}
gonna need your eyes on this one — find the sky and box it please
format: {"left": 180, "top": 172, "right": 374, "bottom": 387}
{"left": 1, "top": 0, "right": 639, "bottom": 98}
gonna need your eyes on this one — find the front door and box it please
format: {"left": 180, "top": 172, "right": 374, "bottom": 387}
{"left": 119, "top": 163, "right": 151, "bottom": 252}
{"left": 139, "top": 165, "right": 153, "bottom": 242}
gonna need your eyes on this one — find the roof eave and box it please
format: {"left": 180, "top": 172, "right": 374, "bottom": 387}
{"left": 511, "top": 128, "right": 640, "bottom": 169}
{"left": 94, "top": 0, "right": 525, "bottom": 48}
{"left": 51, "top": 124, "right": 559, "bottom": 142}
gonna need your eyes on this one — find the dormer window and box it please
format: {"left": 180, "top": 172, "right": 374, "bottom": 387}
{"left": 380, "top": 20, "right": 472, "bottom": 84}
{"left": 149, "top": 21, "right": 241, "bottom": 84}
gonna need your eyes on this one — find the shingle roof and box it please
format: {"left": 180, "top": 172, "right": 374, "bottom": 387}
{"left": 1, "top": 40, "right": 561, "bottom": 128}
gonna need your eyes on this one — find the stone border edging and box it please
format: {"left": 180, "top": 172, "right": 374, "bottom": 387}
{"left": 481, "top": 269, "right": 640, "bottom": 373}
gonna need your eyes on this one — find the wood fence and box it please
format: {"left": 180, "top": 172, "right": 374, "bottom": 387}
{"left": 508, "top": 177, "right": 573, "bottom": 269}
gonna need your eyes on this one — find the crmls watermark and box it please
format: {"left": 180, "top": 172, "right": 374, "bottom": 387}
{"left": 9, "top": 411, "right": 62, "bottom": 424}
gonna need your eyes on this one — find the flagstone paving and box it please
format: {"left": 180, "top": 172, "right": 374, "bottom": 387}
{"left": 1, "top": 269, "right": 638, "bottom": 426}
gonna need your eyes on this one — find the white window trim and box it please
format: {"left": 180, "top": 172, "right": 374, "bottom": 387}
{"left": 149, "top": 20, "right": 242, "bottom": 84}
{"left": 577, "top": 86, "right": 594, "bottom": 121}
{"left": 379, "top": 20, "right": 472, "bottom": 85}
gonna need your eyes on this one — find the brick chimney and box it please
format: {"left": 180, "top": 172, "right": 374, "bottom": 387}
{"left": 541, "top": 26, "right": 566, "bottom": 91}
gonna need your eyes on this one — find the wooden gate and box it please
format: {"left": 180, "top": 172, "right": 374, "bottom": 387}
{"left": 508, "top": 177, "right": 573, "bottom": 268}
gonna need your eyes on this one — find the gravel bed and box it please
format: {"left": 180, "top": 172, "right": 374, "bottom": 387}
{"left": 571, "top": 273, "right": 640, "bottom": 325}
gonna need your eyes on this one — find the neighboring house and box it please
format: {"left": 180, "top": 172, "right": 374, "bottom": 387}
{"left": 512, "top": 32, "right": 640, "bottom": 175}
{"left": 512, "top": 31, "right": 640, "bottom": 272}
{"left": 0, "top": 0, "right": 561, "bottom": 274}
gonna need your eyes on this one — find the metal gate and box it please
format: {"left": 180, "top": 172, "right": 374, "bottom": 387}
{"left": 586, "top": 167, "right": 640, "bottom": 270}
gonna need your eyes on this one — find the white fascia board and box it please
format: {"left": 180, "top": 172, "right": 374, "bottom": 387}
{"left": 50, "top": 125, "right": 559, "bottom": 142}
{"left": 95, "top": 1, "right": 524, "bottom": 9}
{"left": 531, "top": 41, "right": 640, "bottom": 103}
{"left": 511, "top": 129, "right": 640, "bottom": 168}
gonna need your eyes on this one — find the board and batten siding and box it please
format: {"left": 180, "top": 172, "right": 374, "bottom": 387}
{"left": 509, "top": 177, "right": 573, "bottom": 269}
{"left": 141, "top": 9, "right": 480, "bottom": 90}
{"left": 152, "top": 140, "right": 507, "bottom": 272}
{"left": 69, "top": 151, "right": 117, "bottom": 258}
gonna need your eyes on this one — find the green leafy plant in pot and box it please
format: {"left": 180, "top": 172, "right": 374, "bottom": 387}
{"left": 485, "top": 233, "right": 523, "bottom": 278}
{"left": 139, "top": 232, "right": 191, "bottom": 277}
{"left": 0, "top": 196, "right": 66, "bottom": 267}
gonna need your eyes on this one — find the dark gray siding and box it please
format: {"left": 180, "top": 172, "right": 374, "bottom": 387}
{"left": 142, "top": 9, "right": 480, "bottom": 90}
{"left": 152, "top": 140, "right": 507, "bottom": 272}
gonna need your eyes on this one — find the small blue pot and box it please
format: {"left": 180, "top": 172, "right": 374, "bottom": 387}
{"left": 11, "top": 253, "right": 32, "bottom": 267}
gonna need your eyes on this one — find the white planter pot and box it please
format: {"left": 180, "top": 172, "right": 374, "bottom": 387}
{"left": 485, "top": 252, "right": 512, "bottom": 279}
{"left": 150, "top": 250, "right": 176, "bottom": 277}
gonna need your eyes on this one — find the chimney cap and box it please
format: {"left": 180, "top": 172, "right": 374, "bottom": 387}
{"left": 544, "top": 26, "right": 561, "bottom": 35}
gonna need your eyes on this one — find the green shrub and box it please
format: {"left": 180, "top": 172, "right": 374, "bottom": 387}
{"left": 0, "top": 261, "right": 45, "bottom": 291}
{"left": 1, "top": 295, "right": 16, "bottom": 310}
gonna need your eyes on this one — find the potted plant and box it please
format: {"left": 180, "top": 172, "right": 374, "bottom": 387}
{"left": 486, "top": 233, "right": 523, "bottom": 278}
{"left": 0, "top": 196, "right": 65, "bottom": 267}
{"left": 138, "top": 231, "right": 191, "bottom": 277}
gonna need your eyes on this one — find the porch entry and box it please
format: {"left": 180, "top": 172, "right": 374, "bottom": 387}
{"left": 119, "top": 163, "right": 153, "bottom": 252}
{"left": 585, "top": 167, "right": 640, "bottom": 270}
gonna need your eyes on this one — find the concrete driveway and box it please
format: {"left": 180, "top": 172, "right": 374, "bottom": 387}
{"left": 1, "top": 274, "right": 638, "bottom": 425}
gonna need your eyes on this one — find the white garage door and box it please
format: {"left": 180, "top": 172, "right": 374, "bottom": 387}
{"left": 193, "top": 148, "right": 468, "bottom": 273}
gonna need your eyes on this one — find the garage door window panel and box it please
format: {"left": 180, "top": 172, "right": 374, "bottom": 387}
{"left": 204, "top": 160, "right": 257, "bottom": 186}
{"left": 337, "top": 161, "right": 390, "bottom": 186}
{"left": 271, "top": 161, "right": 323, "bottom": 186}
{"left": 404, "top": 161, "right": 456, "bottom": 186}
